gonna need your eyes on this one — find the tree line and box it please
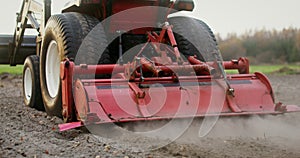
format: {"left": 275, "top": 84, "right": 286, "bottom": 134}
{"left": 216, "top": 27, "right": 300, "bottom": 64}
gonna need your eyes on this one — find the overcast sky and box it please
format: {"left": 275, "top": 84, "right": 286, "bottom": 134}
{"left": 1, "top": 0, "right": 299, "bottom": 38}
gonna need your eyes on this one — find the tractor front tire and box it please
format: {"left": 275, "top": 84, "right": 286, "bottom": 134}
{"left": 22, "top": 55, "right": 44, "bottom": 111}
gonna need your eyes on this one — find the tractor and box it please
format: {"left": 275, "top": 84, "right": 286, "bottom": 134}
{"left": 0, "top": 0, "right": 299, "bottom": 131}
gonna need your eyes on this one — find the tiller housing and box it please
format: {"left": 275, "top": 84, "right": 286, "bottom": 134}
{"left": 59, "top": 24, "right": 300, "bottom": 131}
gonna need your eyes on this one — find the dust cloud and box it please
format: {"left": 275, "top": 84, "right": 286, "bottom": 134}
{"left": 178, "top": 113, "right": 300, "bottom": 151}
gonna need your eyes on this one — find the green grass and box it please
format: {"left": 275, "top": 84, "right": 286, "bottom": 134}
{"left": 250, "top": 65, "right": 300, "bottom": 74}
{"left": 0, "top": 65, "right": 23, "bottom": 74}
{"left": 226, "top": 65, "right": 300, "bottom": 75}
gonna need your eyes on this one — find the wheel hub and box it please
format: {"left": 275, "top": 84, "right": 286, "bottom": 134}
{"left": 45, "top": 40, "right": 60, "bottom": 98}
{"left": 24, "top": 67, "right": 32, "bottom": 101}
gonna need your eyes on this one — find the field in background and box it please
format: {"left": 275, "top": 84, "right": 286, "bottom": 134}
{"left": 226, "top": 65, "right": 300, "bottom": 75}
{"left": 0, "top": 64, "right": 299, "bottom": 75}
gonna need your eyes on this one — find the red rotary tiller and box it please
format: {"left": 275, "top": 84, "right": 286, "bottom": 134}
{"left": 59, "top": 22, "right": 300, "bottom": 131}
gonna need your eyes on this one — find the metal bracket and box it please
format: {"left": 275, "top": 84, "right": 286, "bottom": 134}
{"left": 9, "top": 0, "right": 45, "bottom": 66}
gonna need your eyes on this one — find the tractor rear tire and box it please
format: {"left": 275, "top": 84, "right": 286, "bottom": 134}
{"left": 168, "top": 16, "right": 220, "bottom": 61}
{"left": 40, "top": 12, "right": 108, "bottom": 118}
{"left": 22, "top": 55, "right": 44, "bottom": 111}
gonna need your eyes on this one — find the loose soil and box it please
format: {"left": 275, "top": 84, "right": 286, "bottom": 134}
{"left": 0, "top": 74, "right": 299, "bottom": 158}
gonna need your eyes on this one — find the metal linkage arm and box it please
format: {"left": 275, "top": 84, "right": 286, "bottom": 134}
{"left": 9, "top": 0, "right": 44, "bottom": 66}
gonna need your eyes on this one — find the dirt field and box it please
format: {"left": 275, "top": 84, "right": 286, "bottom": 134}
{"left": 0, "top": 74, "right": 300, "bottom": 158}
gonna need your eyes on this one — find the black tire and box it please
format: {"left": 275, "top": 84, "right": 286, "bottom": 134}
{"left": 40, "top": 12, "right": 109, "bottom": 118}
{"left": 168, "top": 16, "right": 221, "bottom": 61}
{"left": 22, "top": 55, "right": 44, "bottom": 111}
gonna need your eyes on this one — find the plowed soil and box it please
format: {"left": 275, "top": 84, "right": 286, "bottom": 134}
{"left": 0, "top": 74, "right": 299, "bottom": 158}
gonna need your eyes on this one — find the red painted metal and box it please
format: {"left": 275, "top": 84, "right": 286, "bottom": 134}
{"left": 223, "top": 58, "right": 250, "bottom": 74}
{"left": 189, "top": 56, "right": 250, "bottom": 74}
{"left": 254, "top": 72, "right": 275, "bottom": 102}
{"left": 109, "top": 0, "right": 165, "bottom": 34}
{"left": 59, "top": 57, "right": 300, "bottom": 131}
{"left": 59, "top": 122, "right": 82, "bottom": 132}
{"left": 148, "top": 24, "right": 184, "bottom": 63}
{"left": 60, "top": 60, "right": 75, "bottom": 122}
{"left": 69, "top": 69, "right": 300, "bottom": 126}
{"left": 74, "top": 64, "right": 125, "bottom": 75}
{"left": 59, "top": 57, "right": 300, "bottom": 127}
{"left": 72, "top": 60, "right": 216, "bottom": 77}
